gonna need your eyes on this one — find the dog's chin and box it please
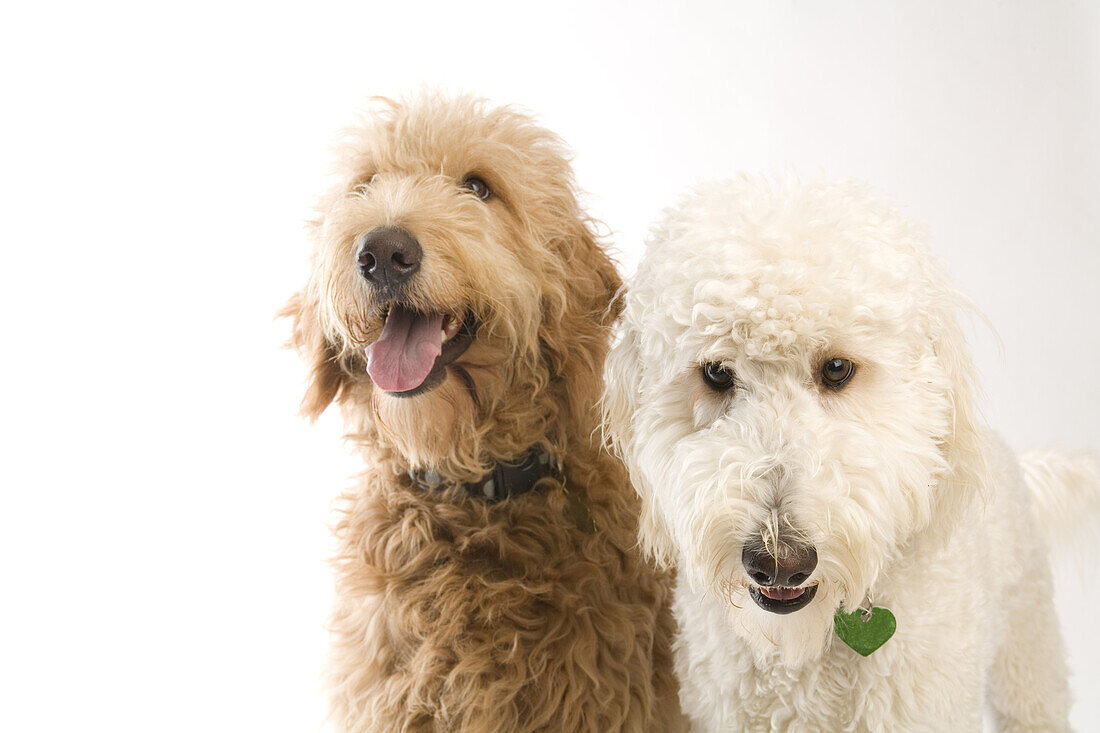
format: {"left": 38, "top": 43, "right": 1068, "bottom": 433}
{"left": 730, "top": 583, "right": 837, "bottom": 667}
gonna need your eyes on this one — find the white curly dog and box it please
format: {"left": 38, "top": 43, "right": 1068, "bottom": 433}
{"left": 603, "top": 177, "right": 1099, "bottom": 731}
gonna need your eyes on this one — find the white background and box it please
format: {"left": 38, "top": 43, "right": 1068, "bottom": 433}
{"left": 2, "top": 1, "right": 1097, "bottom": 731}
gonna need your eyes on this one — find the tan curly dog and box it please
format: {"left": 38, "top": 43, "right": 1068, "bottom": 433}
{"left": 283, "top": 94, "right": 683, "bottom": 732}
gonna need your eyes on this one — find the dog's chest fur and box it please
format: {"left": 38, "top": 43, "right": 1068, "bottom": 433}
{"left": 673, "top": 577, "right": 989, "bottom": 732}
{"left": 327, "top": 461, "right": 682, "bottom": 732}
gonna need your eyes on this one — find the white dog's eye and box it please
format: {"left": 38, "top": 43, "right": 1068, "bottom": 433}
{"left": 462, "top": 175, "right": 492, "bottom": 201}
{"left": 701, "top": 361, "right": 736, "bottom": 391}
{"left": 821, "top": 357, "right": 856, "bottom": 390}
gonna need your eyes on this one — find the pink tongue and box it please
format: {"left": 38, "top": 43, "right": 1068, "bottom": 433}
{"left": 364, "top": 306, "right": 444, "bottom": 392}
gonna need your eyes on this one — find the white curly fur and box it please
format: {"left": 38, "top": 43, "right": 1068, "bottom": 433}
{"left": 603, "top": 176, "right": 1100, "bottom": 731}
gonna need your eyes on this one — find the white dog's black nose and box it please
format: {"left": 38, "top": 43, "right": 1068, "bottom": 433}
{"left": 357, "top": 227, "right": 422, "bottom": 291}
{"left": 742, "top": 542, "right": 818, "bottom": 586}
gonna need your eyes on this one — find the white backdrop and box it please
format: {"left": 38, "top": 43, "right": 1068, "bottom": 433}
{"left": 2, "top": 1, "right": 1097, "bottom": 731}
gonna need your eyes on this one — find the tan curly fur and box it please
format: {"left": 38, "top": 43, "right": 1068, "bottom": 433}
{"left": 282, "top": 94, "right": 683, "bottom": 732}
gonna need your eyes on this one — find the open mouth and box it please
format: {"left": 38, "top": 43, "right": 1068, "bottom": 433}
{"left": 748, "top": 584, "right": 818, "bottom": 614}
{"left": 363, "top": 304, "right": 477, "bottom": 397}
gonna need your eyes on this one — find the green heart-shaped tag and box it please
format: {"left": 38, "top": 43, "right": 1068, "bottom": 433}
{"left": 833, "top": 606, "right": 896, "bottom": 656}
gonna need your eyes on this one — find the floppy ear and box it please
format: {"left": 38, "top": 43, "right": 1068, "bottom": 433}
{"left": 538, "top": 222, "right": 622, "bottom": 398}
{"left": 555, "top": 223, "right": 622, "bottom": 328}
{"left": 602, "top": 311, "right": 678, "bottom": 568}
{"left": 279, "top": 291, "right": 346, "bottom": 420}
{"left": 927, "top": 296, "right": 990, "bottom": 529}
{"left": 578, "top": 228, "right": 624, "bottom": 328}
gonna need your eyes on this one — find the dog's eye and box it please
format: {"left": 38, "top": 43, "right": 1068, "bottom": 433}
{"left": 462, "top": 175, "right": 492, "bottom": 201}
{"left": 821, "top": 357, "right": 855, "bottom": 390}
{"left": 701, "top": 362, "right": 736, "bottom": 391}
{"left": 353, "top": 173, "right": 378, "bottom": 192}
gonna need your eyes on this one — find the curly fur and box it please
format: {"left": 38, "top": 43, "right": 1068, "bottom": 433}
{"left": 603, "top": 176, "right": 1099, "bottom": 731}
{"left": 283, "top": 94, "right": 683, "bottom": 732}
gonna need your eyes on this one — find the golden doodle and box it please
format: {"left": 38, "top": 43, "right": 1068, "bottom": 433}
{"left": 284, "top": 94, "right": 683, "bottom": 731}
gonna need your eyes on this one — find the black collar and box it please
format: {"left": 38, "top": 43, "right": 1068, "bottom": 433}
{"left": 407, "top": 446, "right": 564, "bottom": 502}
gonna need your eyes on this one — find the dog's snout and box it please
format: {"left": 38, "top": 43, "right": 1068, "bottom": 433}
{"left": 742, "top": 542, "right": 818, "bottom": 587}
{"left": 357, "top": 227, "right": 422, "bottom": 290}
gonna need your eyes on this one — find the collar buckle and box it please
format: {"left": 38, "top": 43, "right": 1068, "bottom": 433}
{"left": 407, "top": 446, "right": 563, "bottom": 501}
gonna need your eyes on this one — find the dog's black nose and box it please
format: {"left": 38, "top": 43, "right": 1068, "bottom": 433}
{"left": 742, "top": 542, "right": 818, "bottom": 586}
{"left": 357, "top": 227, "right": 422, "bottom": 290}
